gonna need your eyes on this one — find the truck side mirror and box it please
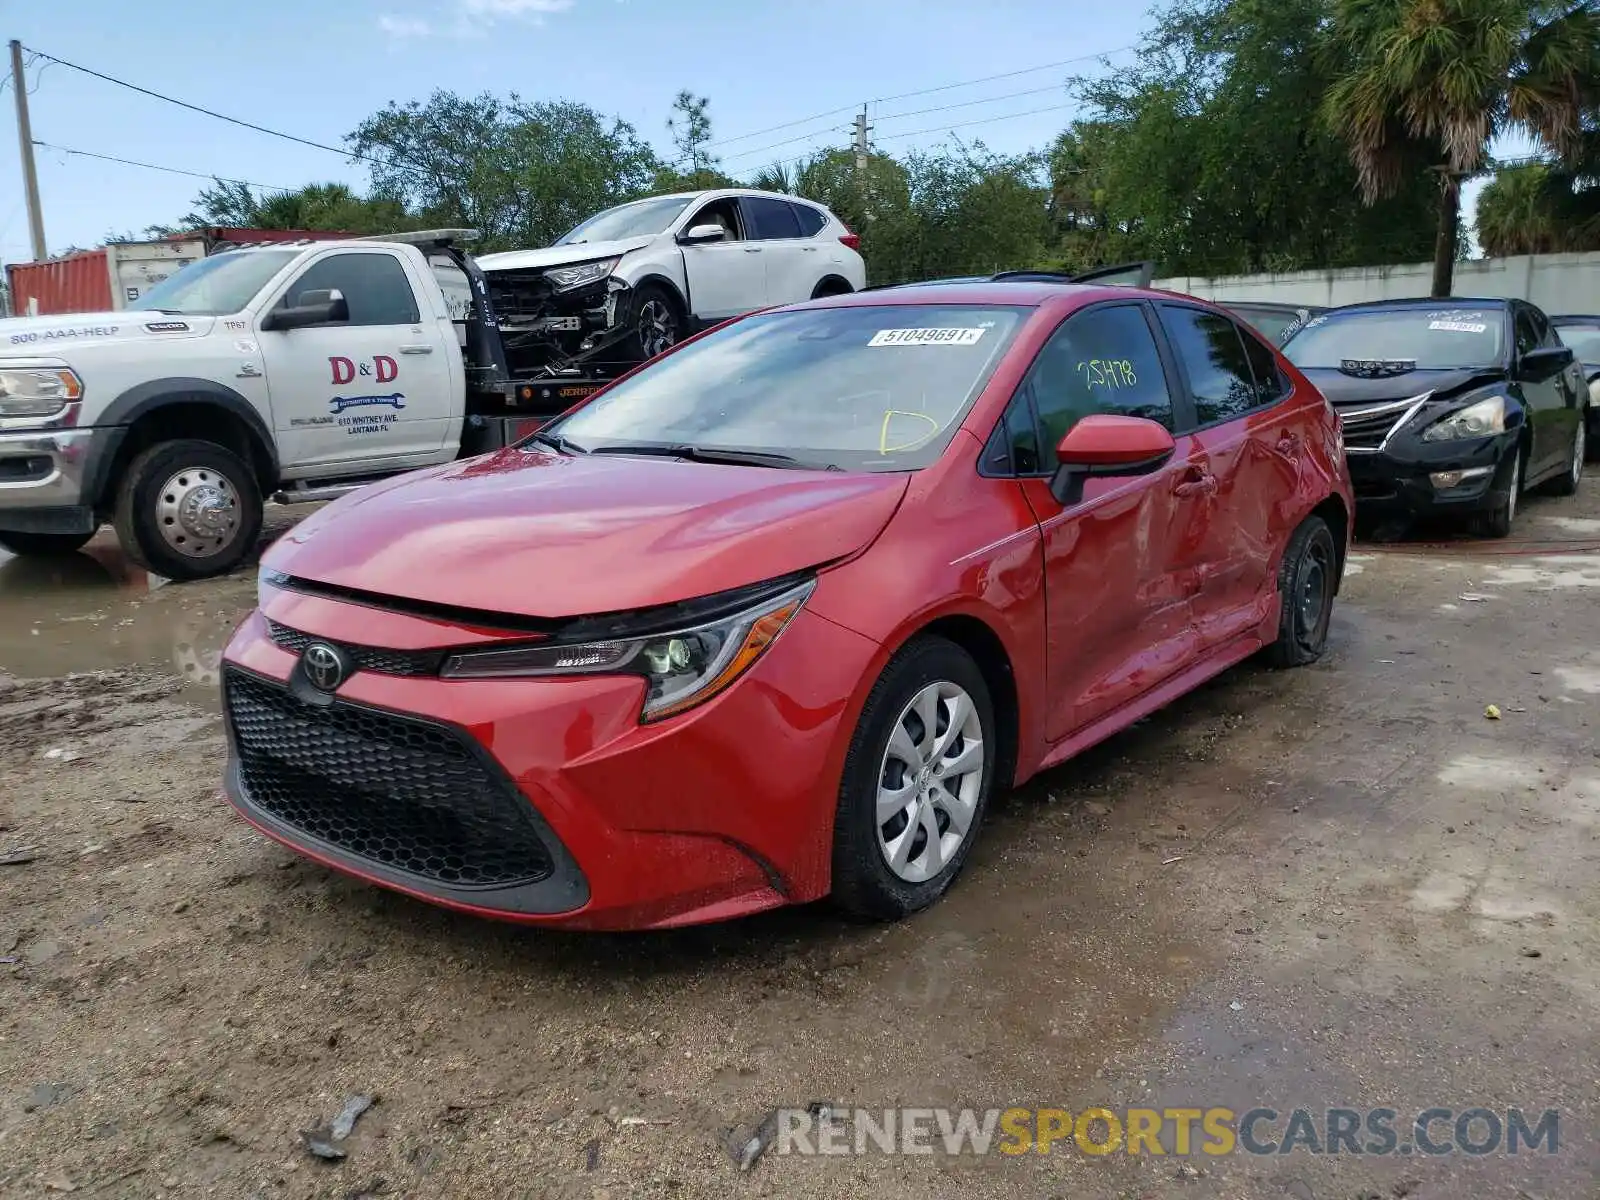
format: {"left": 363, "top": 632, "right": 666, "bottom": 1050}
{"left": 262, "top": 288, "right": 350, "bottom": 331}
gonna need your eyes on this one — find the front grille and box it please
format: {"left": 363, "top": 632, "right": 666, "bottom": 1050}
{"left": 1337, "top": 397, "right": 1423, "bottom": 452}
{"left": 224, "top": 669, "right": 553, "bottom": 888}
{"left": 267, "top": 620, "right": 444, "bottom": 677}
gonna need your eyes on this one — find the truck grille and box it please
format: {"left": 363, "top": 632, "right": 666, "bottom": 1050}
{"left": 224, "top": 668, "right": 553, "bottom": 888}
{"left": 266, "top": 620, "right": 444, "bottom": 677}
{"left": 1336, "top": 396, "right": 1425, "bottom": 452}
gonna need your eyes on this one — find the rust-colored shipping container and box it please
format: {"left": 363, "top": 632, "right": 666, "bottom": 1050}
{"left": 5, "top": 228, "right": 355, "bottom": 317}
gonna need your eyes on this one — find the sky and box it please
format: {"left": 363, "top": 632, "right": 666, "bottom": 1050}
{"left": 3, "top": 0, "right": 1498, "bottom": 268}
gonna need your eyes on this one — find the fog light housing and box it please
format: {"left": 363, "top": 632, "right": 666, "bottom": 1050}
{"left": 1429, "top": 466, "right": 1493, "bottom": 490}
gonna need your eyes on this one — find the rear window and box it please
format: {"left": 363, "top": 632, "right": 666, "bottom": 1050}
{"left": 1284, "top": 307, "right": 1506, "bottom": 370}
{"left": 550, "top": 304, "right": 1029, "bottom": 471}
{"left": 745, "top": 197, "right": 804, "bottom": 240}
{"left": 793, "top": 203, "right": 827, "bottom": 237}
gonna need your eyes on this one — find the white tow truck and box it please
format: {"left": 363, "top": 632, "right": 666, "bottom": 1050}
{"left": 0, "top": 230, "right": 659, "bottom": 579}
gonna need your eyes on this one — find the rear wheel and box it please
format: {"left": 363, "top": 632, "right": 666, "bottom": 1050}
{"left": 0, "top": 530, "right": 94, "bottom": 557}
{"left": 113, "top": 439, "right": 262, "bottom": 581}
{"left": 1265, "top": 515, "right": 1337, "bottom": 668}
{"left": 831, "top": 637, "right": 995, "bottom": 921}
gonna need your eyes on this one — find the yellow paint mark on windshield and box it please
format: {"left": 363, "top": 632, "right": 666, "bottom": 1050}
{"left": 879, "top": 410, "right": 941, "bottom": 453}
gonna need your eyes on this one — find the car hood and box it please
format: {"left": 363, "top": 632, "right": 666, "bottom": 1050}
{"left": 0, "top": 311, "right": 217, "bottom": 354}
{"left": 474, "top": 237, "right": 657, "bottom": 274}
{"left": 263, "top": 448, "right": 910, "bottom": 619}
{"left": 1298, "top": 366, "right": 1507, "bottom": 408}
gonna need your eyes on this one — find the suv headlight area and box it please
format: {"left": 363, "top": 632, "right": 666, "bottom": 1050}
{"left": 1421, "top": 395, "right": 1507, "bottom": 442}
{"left": 441, "top": 579, "right": 815, "bottom": 721}
{"left": 0, "top": 365, "right": 82, "bottom": 418}
{"left": 543, "top": 257, "right": 621, "bottom": 293}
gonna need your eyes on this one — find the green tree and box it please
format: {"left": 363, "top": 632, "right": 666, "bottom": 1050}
{"left": 1070, "top": 0, "right": 1440, "bottom": 278}
{"left": 667, "top": 91, "right": 715, "bottom": 173}
{"left": 348, "top": 91, "right": 662, "bottom": 250}
{"left": 1324, "top": 0, "right": 1600, "bottom": 296}
{"left": 1475, "top": 159, "right": 1600, "bottom": 253}
{"left": 154, "top": 179, "right": 415, "bottom": 238}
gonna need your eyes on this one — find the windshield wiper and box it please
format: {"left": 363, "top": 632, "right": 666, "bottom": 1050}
{"left": 587, "top": 442, "right": 836, "bottom": 470}
{"left": 526, "top": 431, "right": 588, "bottom": 455}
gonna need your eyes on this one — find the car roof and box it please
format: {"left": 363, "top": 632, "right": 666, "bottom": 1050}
{"left": 791, "top": 280, "right": 1188, "bottom": 310}
{"left": 1225, "top": 300, "right": 1326, "bottom": 314}
{"left": 1324, "top": 296, "right": 1510, "bottom": 314}
{"left": 1549, "top": 313, "right": 1600, "bottom": 323}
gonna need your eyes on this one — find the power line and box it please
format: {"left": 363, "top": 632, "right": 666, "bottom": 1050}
{"left": 874, "top": 81, "right": 1068, "bottom": 125}
{"left": 32, "top": 140, "right": 293, "bottom": 193}
{"left": 693, "top": 43, "right": 1135, "bottom": 161}
{"left": 721, "top": 124, "right": 853, "bottom": 165}
{"left": 21, "top": 45, "right": 413, "bottom": 177}
{"left": 871, "top": 102, "right": 1078, "bottom": 144}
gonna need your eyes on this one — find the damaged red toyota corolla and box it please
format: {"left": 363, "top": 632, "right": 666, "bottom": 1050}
{"left": 221, "top": 282, "right": 1353, "bottom": 930}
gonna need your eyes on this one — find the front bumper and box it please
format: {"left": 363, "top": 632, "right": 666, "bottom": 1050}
{"left": 219, "top": 595, "right": 878, "bottom": 930}
{"left": 1345, "top": 430, "right": 1518, "bottom": 520}
{"left": 0, "top": 425, "right": 115, "bottom": 534}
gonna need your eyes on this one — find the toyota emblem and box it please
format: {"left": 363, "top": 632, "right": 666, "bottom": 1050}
{"left": 301, "top": 642, "right": 348, "bottom": 692}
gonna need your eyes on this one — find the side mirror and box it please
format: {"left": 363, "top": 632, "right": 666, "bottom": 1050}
{"left": 261, "top": 288, "right": 349, "bottom": 331}
{"left": 1518, "top": 344, "right": 1575, "bottom": 382}
{"left": 679, "top": 223, "right": 727, "bottom": 245}
{"left": 1049, "top": 414, "right": 1177, "bottom": 506}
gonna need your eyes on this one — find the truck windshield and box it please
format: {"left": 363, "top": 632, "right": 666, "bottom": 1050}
{"left": 127, "top": 250, "right": 299, "bottom": 316}
{"left": 556, "top": 196, "right": 693, "bottom": 245}
{"left": 545, "top": 304, "right": 1028, "bottom": 472}
{"left": 1283, "top": 307, "right": 1506, "bottom": 370}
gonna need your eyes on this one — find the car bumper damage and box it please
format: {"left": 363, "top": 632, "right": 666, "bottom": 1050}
{"left": 485, "top": 270, "right": 633, "bottom": 377}
{"left": 219, "top": 597, "right": 878, "bottom": 931}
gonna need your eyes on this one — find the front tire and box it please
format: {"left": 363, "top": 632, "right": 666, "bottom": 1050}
{"left": 625, "top": 283, "right": 683, "bottom": 363}
{"left": 831, "top": 637, "right": 995, "bottom": 921}
{"left": 1545, "top": 415, "right": 1585, "bottom": 497}
{"left": 1265, "top": 515, "right": 1337, "bottom": 668}
{"left": 1476, "top": 448, "right": 1521, "bottom": 539}
{"left": 0, "top": 529, "right": 94, "bottom": 557}
{"left": 112, "top": 440, "right": 262, "bottom": 581}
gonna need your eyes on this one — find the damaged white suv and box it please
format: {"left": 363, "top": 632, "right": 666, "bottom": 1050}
{"left": 476, "top": 189, "right": 866, "bottom": 372}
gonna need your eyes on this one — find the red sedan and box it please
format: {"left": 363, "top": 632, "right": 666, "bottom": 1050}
{"left": 222, "top": 282, "right": 1353, "bottom": 930}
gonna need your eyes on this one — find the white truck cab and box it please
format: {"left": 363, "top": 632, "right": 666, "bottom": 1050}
{"left": 0, "top": 231, "right": 565, "bottom": 580}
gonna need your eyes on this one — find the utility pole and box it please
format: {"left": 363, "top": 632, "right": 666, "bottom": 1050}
{"left": 9, "top": 40, "right": 46, "bottom": 261}
{"left": 853, "top": 106, "right": 872, "bottom": 172}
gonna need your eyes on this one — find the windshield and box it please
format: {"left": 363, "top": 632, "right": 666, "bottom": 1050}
{"left": 1555, "top": 321, "right": 1600, "bottom": 365}
{"left": 556, "top": 196, "right": 694, "bottom": 245}
{"left": 1284, "top": 306, "right": 1505, "bottom": 370}
{"left": 546, "top": 304, "right": 1029, "bottom": 471}
{"left": 127, "top": 250, "right": 299, "bottom": 316}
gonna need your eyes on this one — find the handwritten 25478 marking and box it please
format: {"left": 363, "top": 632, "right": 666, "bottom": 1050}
{"left": 1078, "top": 359, "right": 1138, "bottom": 389}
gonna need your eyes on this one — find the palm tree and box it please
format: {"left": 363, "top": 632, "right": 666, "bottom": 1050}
{"left": 749, "top": 162, "right": 795, "bottom": 194}
{"left": 1324, "top": 0, "right": 1600, "bottom": 295}
{"left": 1475, "top": 162, "right": 1562, "bottom": 253}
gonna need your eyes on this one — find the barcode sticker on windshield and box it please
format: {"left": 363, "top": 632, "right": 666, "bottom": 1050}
{"left": 869, "top": 327, "right": 986, "bottom": 347}
{"left": 1428, "top": 320, "right": 1488, "bottom": 334}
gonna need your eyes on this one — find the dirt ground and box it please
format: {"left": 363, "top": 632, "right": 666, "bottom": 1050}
{"left": 2, "top": 490, "right": 1598, "bottom": 1200}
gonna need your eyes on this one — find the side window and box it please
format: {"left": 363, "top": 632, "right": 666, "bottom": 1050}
{"left": 1527, "top": 305, "right": 1556, "bottom": 348}
{"left": 744, "top": 197, "right": 804, "bottom": 240}
{"left": 282, "top": 252, "right": 420, "bottom": 327}
{"left": 981, "top": 392, "right": 1042, "bottom": 477}
{"left": 1159, "top": 306, "right": 1257, "bottom": 425}
{"left": 1239, "top": 326, "right": 1288, "bottom": 407}
{"left": 687, "top": 198, "right": 743, "bottom": 241}
{"left": 1026, "top": 304, "right": 1174, "bottom": 470}
{"left": 1513, "top": 308, "right": 1539, "bottom": 357}
{"left": 792, "top": 203, "right": 826, "bottom": 237}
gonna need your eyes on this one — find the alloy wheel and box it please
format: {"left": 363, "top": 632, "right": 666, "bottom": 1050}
{"left": 876, "top": 681, "right": 985, "bottom": 884}
{"left": 638, "top": 298, "right": 678, "bottom": 359}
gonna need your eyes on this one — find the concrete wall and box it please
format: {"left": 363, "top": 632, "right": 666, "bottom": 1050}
{"left": 1155, "top": 252, "right": 1600, "bottom": 314}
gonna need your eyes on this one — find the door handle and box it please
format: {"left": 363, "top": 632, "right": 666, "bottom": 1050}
{"left": 801, "top": 246, "right": 818, "bottom": 252}
{"left": 400, "top": 345, "right": 434, "bottom": 354}
{"left": 743, "top": 247, "right": 763, "bottom": 253}
{"left": 1173, "top": 471, "right": 1217, "bottom": 498}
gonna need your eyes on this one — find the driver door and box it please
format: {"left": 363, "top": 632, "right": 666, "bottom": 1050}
{"left": 256, "top": 249, "right": 454, "bottom": 469}
{"left": 678, "top": 197, "right": 768, "bottom": 322}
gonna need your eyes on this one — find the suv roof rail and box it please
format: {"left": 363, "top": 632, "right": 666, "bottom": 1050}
{"left": 358, "top": 228, "right": 481, "bottom": 247}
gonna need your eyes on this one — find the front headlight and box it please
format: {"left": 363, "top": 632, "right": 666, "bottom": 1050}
{"left": 441, "top": 578, "right": 815, "bottom": 721}
{"left": 1422, "top": 395, "right": 1506, "bottom": 442}
{"left": 0, "top": 366, "right": 82, "bottom": 417}
{"left": 543, "top": 256, "right": 621, "bottom": 293}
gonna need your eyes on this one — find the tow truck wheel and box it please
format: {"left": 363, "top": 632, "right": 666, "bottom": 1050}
{"left": 627, "top": 284, "right": 683, "bottom": 362}
{"left": 0, "top": 530, "right": 95, "bottom": 557}
{"left": 113, "top": 439, "right": 263, "bottom": 581}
